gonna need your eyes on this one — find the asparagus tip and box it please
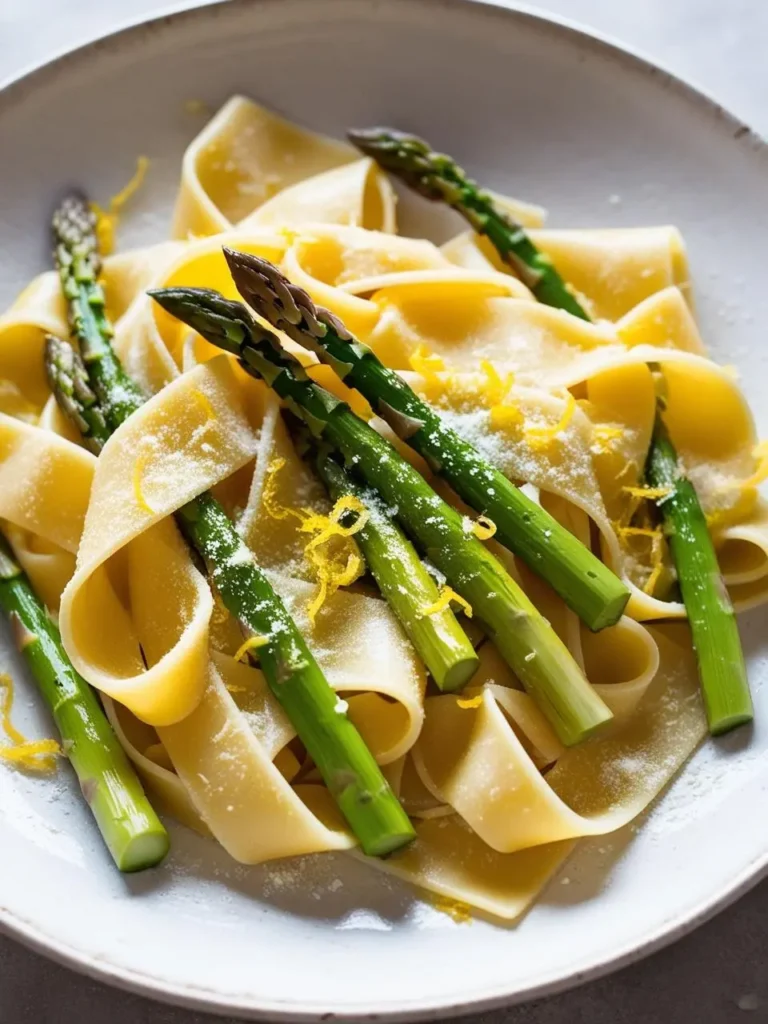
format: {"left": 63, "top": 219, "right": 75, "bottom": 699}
{"left": 223, "top": 248, "right": 352, "bottom": 344}
{"left": 52, "top": 191, "right": 97, "bottom": 251}
{"left": 147, "top": 286, "right": 256, "bottom": 356}
{"left": 346, "top": 127, "right": 450, "bottom": 201}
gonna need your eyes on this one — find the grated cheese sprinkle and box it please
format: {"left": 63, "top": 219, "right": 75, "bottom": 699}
{"left": 422, "top": 585, "right": 473, "bottom": 619}
{"left": 0, "top": 674, "right": 60, "bottom": 773}
{"left": 92, "top": 156, "right": 149, "bottom": 256}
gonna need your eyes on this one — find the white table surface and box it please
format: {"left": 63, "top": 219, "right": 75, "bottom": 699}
{"left": 2, "top": 0, "right": 768, "bottom": 1020}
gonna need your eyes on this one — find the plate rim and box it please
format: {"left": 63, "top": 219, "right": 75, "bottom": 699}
{"left": 1, "top": 0, "right": 767, "bottom": 1018}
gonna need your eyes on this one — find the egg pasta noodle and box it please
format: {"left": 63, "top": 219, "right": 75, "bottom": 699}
{"left": 0, "top": 95, "right": 765, "bottom": 918}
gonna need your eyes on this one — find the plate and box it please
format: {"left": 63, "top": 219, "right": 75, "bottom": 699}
{"left": 1, "top": 0, "right": 768, "bottom": 1018}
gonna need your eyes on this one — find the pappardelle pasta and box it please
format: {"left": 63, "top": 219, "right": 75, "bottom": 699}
{"left": 0, "top": 95, "right": 764, "bottom": 916}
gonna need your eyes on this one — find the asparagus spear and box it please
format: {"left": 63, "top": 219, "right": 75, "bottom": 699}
{"left": 645, "top": 418, "right": 752, "bottom": 733}
{"left": 354, "top": 133, "right": 753, "bottom": 734}
{"left": 0, "top": 532, "right": 169, "bottom": 870}
{"left": 347, "top": 128, "right": 589, "bottom": 318}
{"left": 44, "top": 335, "right": 111, "bottom": 453}
{"left": 51, "top": 195, "right": 413, "bottom": 858}
{"left": 300, "top": 432, "right": 479, "bottom": 692}
{"left": 149, "top": 287, "right": 613, "bottom": 746}
{"left": 223, "top": 249, "right": 629, "bottom": 632}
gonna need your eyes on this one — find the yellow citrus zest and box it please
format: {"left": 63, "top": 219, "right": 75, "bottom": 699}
{"left": 490, "top": 402, "right": 524, "bottom": 430}
{"left": 91, "top": 156, "right": 149, "bottom": 256}
{"left": 430, "top": 895, "right": 473, "bottom": 923}
{"left": 422, "top": 585, "right": 473, "bottom": 619}
{"left": 720, "top": 441, "right": 768, "bottom": 492}
{"left": 622, "top": 486, "right": 672, "bottom": 500}
{"left": 233, "top": 635, "right": 270, "bottom": 663}
{"left": 457, "top": 694, "right": 483, "bottom": 710}
{"left": 480, "top": 360, "right": 513, "bottom": 408}
{"left": 472, "top": 515, "right": 497, "bottom": 540}
{"left": 192, "top": 388, "right": 216, "bottom": 422}
{"left": 409, "top": 345, "right": 450, "bottom": 400}
{"left": 262, "top": 460, "right": 369, "bottom": 622}
{"left": 133, "top": 451, "right": 155, "bottom": 514}
{"left": 526, "top": 393, "right": 576, "bottom": 449}
{"left": 592, "top": 424, "right": 625, "bottom": 452}
{"left": 0, "top": 674, "right": 60, "bottom": 773}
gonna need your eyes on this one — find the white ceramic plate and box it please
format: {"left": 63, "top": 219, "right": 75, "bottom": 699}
{"left": 1, "top": 0, "right": 768, "bottom": 1018}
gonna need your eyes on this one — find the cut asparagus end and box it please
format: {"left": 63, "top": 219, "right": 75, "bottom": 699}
{"left": 587, "top": 587, "right": 631, "bottom": 633}
{"left": 440, "top": 654, "right": 482, "bottom": 693}
{"left": 646, "top": 416, "right": 753, "bottom": 736}
{"left": 0, "top": 534, "right": 170, "bottom": 871}
{"left": 112, "top": 824, "right": 171, "bottom": 873}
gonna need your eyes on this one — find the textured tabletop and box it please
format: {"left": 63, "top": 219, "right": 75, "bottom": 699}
{"left": 1, "top": 0, "right": 767, "bottom": 1021}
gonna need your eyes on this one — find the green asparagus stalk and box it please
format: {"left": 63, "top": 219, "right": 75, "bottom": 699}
{"left": 645, "top": 418, "right": 752, "bottom": 733}
{"left": 302, "top": 432, "right": 479, "bottom": 692}
{"left": 354, "top": 133, "right": 753, "bottom": 734}
{"left": 0, "top": 532, "right": 169, "bottom": 870}
{"left": 149, "top": 286, "right": 613, "bottom": 746}
{"left": 348, "top": 128, "right": 589, "bottom": 318}
{"left": 44, "top": 335, "right": 111, "bottom": 453}
{"left": 51, "top": 195, "right": 413, "bottom": 858}
{"left": 53, "top": 194, "right": 146, "bottom": 431}
{"left": 223, "top": 249, "right": 629, "bottom": 632}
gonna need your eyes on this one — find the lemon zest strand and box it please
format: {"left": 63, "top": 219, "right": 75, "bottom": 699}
{"left": 592, "top": 424, "right": 625, "bottom": 452}
{"left": 430, "top": 895, "right": 473, "bottom": 924}
{"left": 133, "top": 451, "right": 155, "bottom": 514}
{"left": 490, "top": 402, "right": 524, "bottom": 430}
{"left": 617, "top": 526, "right": 662, "bottom": 541}
{"left": 643, "top": 562, "right": 664, "bottom": 597}
{"left": 0, "top": 674, "right": 60, "bottom": 773}
{"left": 422, "top": 585, "right": 473, "bottom": 619}
{"left": 472, "top": 515, "right": 497, "bottom": 540}
{"left": 233, "top": 635, "right": 270, "bottom": 663}
{"left": 526, "top": 394, "right": 576, "bottom": 449}
{"left": 91, "top": 156, "right": 149, "bottom": 256}
{"left": 192, "top": 388, "right": 216, "bottom": 422}
{"left": 480, "top": 360, "right": 513, "bottom": 408}
{"left": 457, "top": 694, "right": 483, "bottom": 710}
{"left": 719, "top": 441, "right": 768, "bottom": 492}
{"left": 622, "top": 485, "right": 672, "bottom": 500}
{"left": 262, "top": 461, "right": 369, "bottom": 622}
{"left": 409, "top": 345, "right": 449, "bottom": 400}
{"left": 262, "top": 458, "right": 305, "bottom": 522}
